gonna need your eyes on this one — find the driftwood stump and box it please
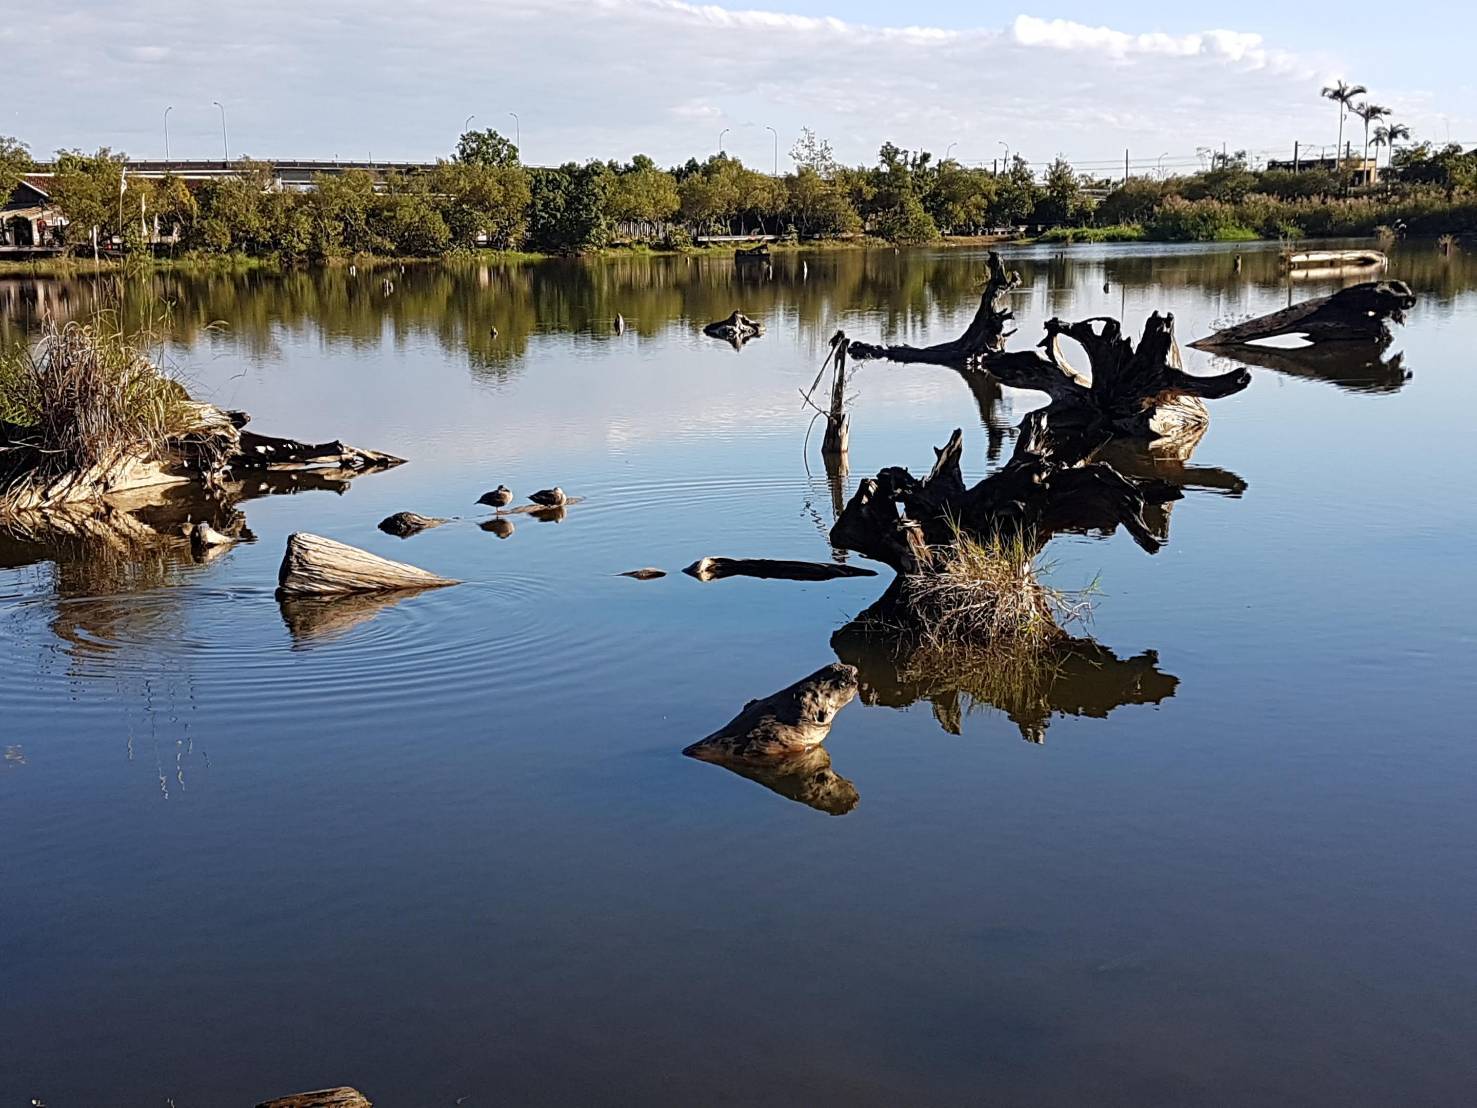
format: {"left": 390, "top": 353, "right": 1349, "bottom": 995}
{"left": 703, "top": 310, "right": 764, "bottom": 347}
{"left": 276, "top": 533, "right": 459, "bottom": 596}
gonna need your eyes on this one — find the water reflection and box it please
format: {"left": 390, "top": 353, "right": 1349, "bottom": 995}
{"left": 6, "top": 241, "right": 1466, "bottom": 374}
{"left": 832, "top": 617, "right": 1178, "bottom": 744}
{"left": 1204, "top": 339, "right": 1411, "bottom": 393}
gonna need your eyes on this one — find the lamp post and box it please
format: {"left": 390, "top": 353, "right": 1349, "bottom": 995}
{"left": 212, "top": 101, "right": 229, "bottom": 166}
{"left": 463, "top": 114, "right": 475, "bottom": 136}
{"left": 719, "top": 127, "right": 729, "bottom": 155}
{"left": 163, "top": 106, "right": 173, "bottom": 166}
{"left": 765, "top": 125, "right": 778, "bottom": 174}
{"left": 997, "top": 140, "right": 1010, "bottom": 170}
{"left": 946, "top": 141, "right": 957, "bottom": 162}
{"left": 1156, "top": 151, "right": 1169, "bottom": 177}
{"left": 509, "top": 112, "right": 520, "bottom": 151}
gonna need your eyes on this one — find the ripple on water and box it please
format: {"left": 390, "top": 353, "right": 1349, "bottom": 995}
{"left": 2, "top": 571, "right": 609, "bottom": 722}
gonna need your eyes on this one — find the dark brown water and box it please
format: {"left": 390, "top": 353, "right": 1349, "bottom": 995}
{"left": 2, "top": 242, "right": 1475, "bottom": 1106}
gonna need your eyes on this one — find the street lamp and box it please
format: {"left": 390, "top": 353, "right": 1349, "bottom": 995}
{"left": 1157, "top": 151, "right": 1169, "bottom": 177}
{"left": 946, "top": 141, "right": 958, "bottom": 162}
{"left": 509, "top": 112, "right": 520, "bottom": 151}
{"left": 463, "top": 114, "right": 476, "bottom": 135}
{"left": 212, "top": 101, "right": 229, "bottom": 166}
{"left": 163, "top": 106, "right": 173, "bottom": 166}
{"left": 997, "top": 140, "right": 1010, "bottom": 164}
{"left": 765, "top": 125, "right": 778, "bottom": 174}
{"left": 719, "top": 127, "right": 729, "bottom": 155}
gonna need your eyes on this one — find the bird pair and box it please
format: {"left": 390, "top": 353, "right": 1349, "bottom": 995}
{"left": 477, "top": 485, "right": 566, "bottom": 511}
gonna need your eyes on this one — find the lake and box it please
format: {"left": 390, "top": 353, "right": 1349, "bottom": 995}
{"left": 3, "top": 242, "right": 1476, "bottom": 1106}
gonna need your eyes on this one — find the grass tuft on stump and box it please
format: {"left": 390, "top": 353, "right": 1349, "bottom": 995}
{"left": 0, "top": 312, "right": 194, "bottom": 477}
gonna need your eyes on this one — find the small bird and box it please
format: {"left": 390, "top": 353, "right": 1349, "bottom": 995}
{"left": 490, "top": 325, "right": 499, "bottom": 338}
{"left": 1103, "top": 280, "right": 1110, "bottom": 293}
{"left": 1234, "top": 253, "right": 1243, "bottom": 273}
{"left": 614, "top": 313, "right": 625, "bottom": 334}
{"left": 527, "top": 486, "right": 566, "bottom": 507}
{"left": 477, "top": 485, "right": 513, "bottom": 511}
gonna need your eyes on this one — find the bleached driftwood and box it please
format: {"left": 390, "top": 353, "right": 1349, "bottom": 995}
{"left": 276, "top": 532, "right": 458, "bottom": 597}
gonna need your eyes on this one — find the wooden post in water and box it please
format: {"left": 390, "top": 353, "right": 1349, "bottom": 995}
{"left": 821, "top": 332, "right": 850, "bottom": 470}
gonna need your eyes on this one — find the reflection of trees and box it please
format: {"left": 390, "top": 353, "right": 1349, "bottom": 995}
{"left": 832, "top": 614, "right": 1178, "bottom": 743}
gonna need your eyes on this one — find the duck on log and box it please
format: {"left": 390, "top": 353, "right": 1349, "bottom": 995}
{"left": 1189, "top": 280, "right": 1416, "bottom": 348}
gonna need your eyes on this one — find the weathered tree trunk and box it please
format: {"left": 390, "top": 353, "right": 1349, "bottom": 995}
{"left": 849, "top": 251, "right": 1019, "bottom": 364}
{"left": 276, "top": 532, "right": 459, "bottom": 596}
{"left": 683, "top": 556, "right": 877, "bottom": 582}
{"left": 234, "top": 430, "right": 403, "bottom": 471}
{"left": 683, "top": 663, "right": 859, "bottom": 759}
{"left": 703, "top": 310, "right": 764, "bottom": 347}
{"left": 830, "top": 413, "right": 1178, "bottom": 576}
{"left": 1189, "top": 280, "right": 1416, "bottom": 347}
{"left": 821, "top": 332, "right": 851, "bottom": 463}
{"left": 256, "top": 1089, "right": 372, "bottom": 1108}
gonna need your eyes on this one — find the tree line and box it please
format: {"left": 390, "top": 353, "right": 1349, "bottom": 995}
{"left": 4, "top": 124, "right": 1476, "bottom": 260}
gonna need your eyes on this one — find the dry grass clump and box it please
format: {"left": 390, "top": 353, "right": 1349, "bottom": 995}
{"left": 0, "top": 312, "right": 191, "bottom": 475}
{"left": 894, "top": 525, "right": 1093, "bottom": 653}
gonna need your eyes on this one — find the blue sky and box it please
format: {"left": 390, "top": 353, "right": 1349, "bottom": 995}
{"left": 4, "top": 0, "right": 1469, "bottom": 171}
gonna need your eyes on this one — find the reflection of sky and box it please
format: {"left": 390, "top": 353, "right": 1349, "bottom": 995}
{"left": 3, "top": 243, "right": 1477, "bottom": 1105}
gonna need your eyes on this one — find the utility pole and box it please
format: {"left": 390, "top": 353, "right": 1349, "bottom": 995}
{"left": 1124, "top": 148, "right": 1130, "bottom": 183}
{"left": 1293, "top": 140, "right": 1300, "bottom": 173}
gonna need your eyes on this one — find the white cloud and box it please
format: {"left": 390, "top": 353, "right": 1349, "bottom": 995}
{"left": 11, "top": 0, "right": 1461, "bottom": 170}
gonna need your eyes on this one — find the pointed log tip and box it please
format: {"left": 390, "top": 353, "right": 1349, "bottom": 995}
{"left": 276, "top": 531, "right": 459, "bottom": 596}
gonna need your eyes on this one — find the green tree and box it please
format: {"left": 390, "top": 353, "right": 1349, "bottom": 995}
{"left": 991, "top": 155, "right": 1041, "bottom": 226}
{"left": 0, "top": 136, "right": 32, "bottom": 202}
{"left": 1035, "top": 157, "right": 1085, "bottom": 225}
{"left": 605, "top": 156, "right": 680, "bottom": 239}
{"left": 432, "top": 161, "right": 531, "bottom": 249}
{"left": 786, "top": 167, "right": 861, "bottom": 236}
{"left": 790, "top": 128, "right": 839, "bottom": 178}
{"left": 51, "top": 148, "right": 129, "bottom": 247}
{"left": 926, "top": 163, "right": 995, "bottom": 234}
{"left": 527, "top": 162, "right": 611, "bottom": 253}
{"left": 455, "top": 129, "right": 520, "bottom": 168}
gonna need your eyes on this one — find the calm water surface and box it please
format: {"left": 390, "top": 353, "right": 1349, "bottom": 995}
{"left": 2, "top": 243, "right": 1475, "bottom": 1105}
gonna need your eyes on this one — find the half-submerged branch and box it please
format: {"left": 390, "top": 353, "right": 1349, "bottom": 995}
{"left": 850, "top": 251, "right": 1020, "bottom": 365}
{"left": 1190, "top": 280, "right": 1416, "bottom": 348}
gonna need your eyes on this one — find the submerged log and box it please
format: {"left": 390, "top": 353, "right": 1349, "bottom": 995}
{"left": 1190, "top": 280, "right": 1416, "bottom": 348}
{"left": 234, "top": 430, "right": 403, "bottom": 471}
{"left": 256, "top": 1089, "right": 372, "bottom": 1108}
{"left": 683, "top": 662, "right": 858, "bottom": 759}
{"left": 377, "top": 511, "right": 448, "bottom": 537}
{"left": 820, "top": 331, "right": 851, "bottom": 462}
{"left": 619, "top": 567, "right": 667, "bottom": 579}
{"left": 683, "top": 556, "right": 877, "bottom": 582}
{"left": 276, "top": 532, "right": 459, "bottom": 596}
{"left": 850, "top": 251, "right": 1019, "bottom": 365}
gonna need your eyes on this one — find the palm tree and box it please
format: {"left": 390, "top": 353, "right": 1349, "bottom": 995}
{"left": 1377, "top": 122, "right": 1411, "bottom": 172}
{"left": 1354, "top": 102, "right": 1391, "bottom": 184}
{"left": 1321, "top": 80, "right": 1366, "bottom": 175}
